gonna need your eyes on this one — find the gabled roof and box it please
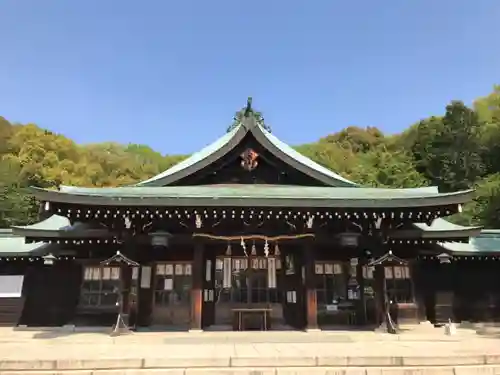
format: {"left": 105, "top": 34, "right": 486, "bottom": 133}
{"left": 135, "top": 108, "right": 356, "bottom": 187}
{"left": 29, "top": 184, "right": 474, "bottom": 208}
{"left": 368, "top": 251, "right": 408, "bottom": 266}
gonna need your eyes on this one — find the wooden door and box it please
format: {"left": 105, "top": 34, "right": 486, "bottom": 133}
{"left": 213, "top": 255, "right": 284, "bottom": 329}
{"left": 202, "top": 251, "right": 216, "bottom": 328}
{"left": 282, "top": 247, "right": 306, "bottom": 329}
{"left": 20, "top": 263, "right": 81, "bottom": 326}
{"left": 151, "top": 262, "right": 192, "bottom": 328}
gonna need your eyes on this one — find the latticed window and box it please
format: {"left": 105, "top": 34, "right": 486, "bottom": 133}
{"left": 314, "top": 262, "right": 347, "bottom": 306}
{"left": 215, "top": 256, "right": 282, "bottom": 304}
{"left": 362, "top": 265, "right": 375, "bottom": 298}
{"left": 80, "top": 266, "right": 121, "bottom": 307}
{"left": 385, "top": 266, "right": 413, "bottom": 303}
{"left": 154, "top": 262, "right": 192, "bottom": 306}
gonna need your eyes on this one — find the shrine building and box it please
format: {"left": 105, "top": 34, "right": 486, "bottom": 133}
{"left": 0, "top": 100, "right": 498, "bottom": 331}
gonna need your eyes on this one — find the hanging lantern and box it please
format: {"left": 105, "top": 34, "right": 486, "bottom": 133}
{"left": 338, "top": 233, "right": 360, "bottom": 247}
{"left": 251, "top": 243, "right": 257, "bottom": 256}
{"left": 225, "top": 243, "right": 232, "bottom": 256}
{"left": 150, "top": 231, "right": 171, "bottom": 247}
{"left": 437, "top": 253, "right": 453, "bottom": 264}
{"left": 274, "top": 243, "right": 280, "bottom": 256}
{"left": 42, "top": 253, "right": 57, "bottom": 266}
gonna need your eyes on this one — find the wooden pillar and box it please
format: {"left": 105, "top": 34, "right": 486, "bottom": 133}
{"left": 304, "top": 241, "right": 318, "bottom": 331}
{"left": 357, "top": 258, "right": 367, "bottom": 325}
{"left": 412, "top": 259, "right": 426, "bottom": 322}
{"left": 119, "top": 239, "right": 135, "bottom": 326}
{"left": 190, "top": 242, "right": 204, "bottom": 331}
{"left": 202, "top": 247, "right": 216, "bottom": 328}
{"left": 373, "top": 264, "right": 385, "bottom": 327}
{"left": 119, "top": 264, "right": 131, "bottom": 322}
{"left": 434, "top": 261, "right": 455, "bottom": 324}
{"left": 280, "top": 245, "right": 290, "bottom": 327}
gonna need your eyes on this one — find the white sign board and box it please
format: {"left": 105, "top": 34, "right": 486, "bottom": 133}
{"left": 0, "top": 275, "right": 24, "bottom": 298}
{"left": 326, "top": 304, "right": 338, "bottom": 312}
{"left": 140, "top": 266, "right": 152, "bottom": 289}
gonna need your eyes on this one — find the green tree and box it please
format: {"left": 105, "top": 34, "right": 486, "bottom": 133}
{"left": 0, "top": 158, "right": 38, "bottom": 226}
{"left": 295, "top": 142, "right": 358, "bottom": 178}
{"left": 400, "top": 102, "right": 484, "bottom": 192}
{"left": 319, "top": 126, "right": 386, "bottom": 153}
{"left": 474, "top": 85, "right": 500, "bottom": 125}
{"left": 437, "top": 101, "right": 484, "bottom": 191}
{"left": 475, "top": 86, "right": 500, "bottom": 174}
{"left": 453, "top": 174, "right": 500, "bottom": 228}
{"left": 350, "top": 147, "right": 427, "bottom": 188}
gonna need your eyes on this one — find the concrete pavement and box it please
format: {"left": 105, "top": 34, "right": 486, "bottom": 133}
{"left": 1, "top": 325, "right": 500, "bottom": 374}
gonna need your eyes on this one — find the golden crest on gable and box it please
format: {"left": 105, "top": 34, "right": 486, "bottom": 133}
{"left": 240, "top": 148, "right": 259, "bottom": 171}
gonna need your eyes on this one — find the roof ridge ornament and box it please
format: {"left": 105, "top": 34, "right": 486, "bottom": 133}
{"left": 244, "top": 97, "right": 253, "bottom": 117}
{"left": 241, "top": 97, "right": 257, "bottom": 130}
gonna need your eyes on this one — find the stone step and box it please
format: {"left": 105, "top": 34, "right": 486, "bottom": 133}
{"left": 1, "top": 354, "right": 499, "bottom": 372}
{"left": 2, "top": 365, "right": 500, "bottom": 375}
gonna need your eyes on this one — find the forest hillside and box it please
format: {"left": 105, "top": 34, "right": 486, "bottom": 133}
{"left": 1, "top": 85, "right": 499, "bottom": 228}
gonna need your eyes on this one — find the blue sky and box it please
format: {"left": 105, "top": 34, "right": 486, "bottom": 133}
{"left": 0, "top": 1, "right": 498, "bottom": 155}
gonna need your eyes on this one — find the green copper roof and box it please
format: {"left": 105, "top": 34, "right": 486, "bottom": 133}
{"left": 414, "top": 218, "right": 474, "bottom": 232}
{"left": 481, "top": 229, "right": 500, "bottom": 235}
{"left": 30, "top": 184, "right": 473, "bottom": 208}
{"left": 0, "top": 228, "right": 52, "bottom": 257}
{"left": 260, "top": 127, "right": 355, "bottom": 186}
{"left": 11, "top": 215, "right": 109, "bottom": 240}
{"left": 1, "top": 216, "right": 81, "bottom": 257}
{"left": 135, "top": 122, "right": 357, "bottom": 188}
{"left": 409, "top": 218, "right": 482, "bottom": 238}
{"left": 137, "top": 125, "right": 241, "bottom": 187}
{"left": 390, "top": 218, "right": 481, "bottom": 241}
{"left": 440, "top": 231, "right": 500, "bottom": 255}
{"left": 12, "top": 215, "right": 71, "bottom": 231}
{"left": 0, "top": 229, "right": 14, "bottom": 238}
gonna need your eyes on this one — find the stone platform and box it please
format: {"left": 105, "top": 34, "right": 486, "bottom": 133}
{"left": 1, "top": 325, "right": 500, "bottom": 374}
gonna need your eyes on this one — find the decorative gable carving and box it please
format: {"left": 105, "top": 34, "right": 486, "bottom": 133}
{"left": 240, "top": 148, "right": 259, "bottom": 171}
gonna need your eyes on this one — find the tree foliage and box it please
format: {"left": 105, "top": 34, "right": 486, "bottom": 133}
{"left": 2, "top": 85, "right": 500, "bottom": 228}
